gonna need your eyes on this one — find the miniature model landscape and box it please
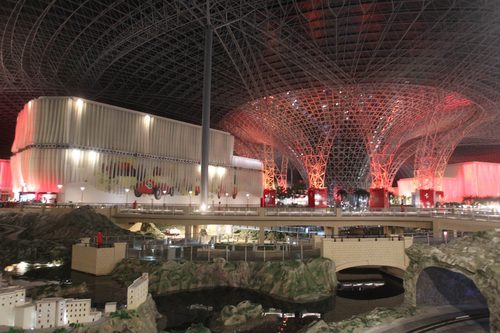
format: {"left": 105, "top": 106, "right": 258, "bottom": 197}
{"left": 0, "top": 207, "right": 498, "bottom": 333}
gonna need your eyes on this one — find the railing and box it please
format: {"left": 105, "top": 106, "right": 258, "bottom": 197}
{"left": 342, "top": 207, "right": 500, "bottom": 222}
{"left": 264, "top": 206, "right": 337, "bottom": 216}
{"left": 120, "top": 238, "right": 319, "bottom": 262}
{"left": 119, "top": 232, "right": 455, "bottom": 262}
{"left": 2, "top": 202, "right": 500, "bottom": 222}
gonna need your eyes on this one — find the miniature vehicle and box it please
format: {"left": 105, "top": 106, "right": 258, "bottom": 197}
{"left": 263, "top": 308, "right": 283, "bottom": 317}
{"left": 134, "top": 179, "right": 163, "bottom": 199}
{"left": 300, "top": 311, "right": 321, "bottom": 319}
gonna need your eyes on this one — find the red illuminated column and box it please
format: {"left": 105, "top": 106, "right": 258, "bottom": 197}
{"left": 369, "top": 188, "right": 388, "bottom": 209}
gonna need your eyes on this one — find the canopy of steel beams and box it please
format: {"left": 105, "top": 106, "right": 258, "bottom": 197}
{"left": 1, "top": 0, "right": 500, "bottom": 182}
{"left": 223, "top": 85, "right": 483, "bottom": 198}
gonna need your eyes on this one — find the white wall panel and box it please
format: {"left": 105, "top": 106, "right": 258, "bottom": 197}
{"left": 10, "top": 97, "right": 262, "bottom": 200}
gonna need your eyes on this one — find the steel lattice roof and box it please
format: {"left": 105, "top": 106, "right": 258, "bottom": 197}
{"left": 1, "top": 0, "right": 500, "bottom": 177}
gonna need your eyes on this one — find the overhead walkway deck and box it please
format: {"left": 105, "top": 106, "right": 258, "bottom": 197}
{"left": 1, "top": 205, "right": 498, "bottom": 237}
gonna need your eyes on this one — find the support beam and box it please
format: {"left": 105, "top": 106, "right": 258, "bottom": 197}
{"left": 192, "top": 225, "right": 201, "bottom": 242}
{"left": 259, "top": 226, "right": 265, "bottom": 244}
{"left": 200, "top": 26, "right": 213, "bottom": 208}
{"left": 185, "top": 225, "right": 192, "bottom": 240}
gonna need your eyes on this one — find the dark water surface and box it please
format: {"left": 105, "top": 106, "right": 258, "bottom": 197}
{"left": 154, "top": 267, "right": 405, "bottom": 331}
{"left": 13, "top": 264, "right": 405, "bottom": 332}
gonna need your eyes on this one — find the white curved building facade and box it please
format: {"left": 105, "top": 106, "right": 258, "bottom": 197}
{"left": 11, "top": 97, "right": 263, "bottom": 205}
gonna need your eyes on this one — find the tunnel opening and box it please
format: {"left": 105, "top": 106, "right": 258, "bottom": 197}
{"left": 416, "top": 267, "right": 488, "bottom": 307}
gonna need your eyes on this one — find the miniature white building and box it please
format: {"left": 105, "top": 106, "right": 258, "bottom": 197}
{"left": 14, "top": 302, "right": 36, "bottom": 329}
{"left": 65, "top": 298, "right": 91, "bottom": 324}
{"left": 88, "top": 310, "right": 102, "bottom": 323}
{"left": 104, "top": 302, "right": 117, "bottom": 315}
{"left": 0, "top": 286, "right": 26, "bottom": 326}
{"left": 127, "top": 273, "right": 149, "bottom": 310}
{"left": 35, "top": 297, "right": 66, "bottom": 329}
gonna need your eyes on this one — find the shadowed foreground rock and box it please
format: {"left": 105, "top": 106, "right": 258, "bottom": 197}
{"left": 209, "top": 300, "right": 279, "bottom": 333}
{"left": 0, "top": 207, "right": 131, "bottom": 268}
{"left": 301, "top": 307, "right": 416, "bottom": 333}
{"left": 112, "top": 257, "right": 337, "bottom": 302}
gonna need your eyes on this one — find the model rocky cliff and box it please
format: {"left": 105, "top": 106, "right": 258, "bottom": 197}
{"left": 113, "top": 257, "right": 337, "bottom": 302}
{"left": 0, "top": 206, "right": 130, "bottom": 268}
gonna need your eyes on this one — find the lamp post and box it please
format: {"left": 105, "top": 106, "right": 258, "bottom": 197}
{"left": 246, "top": 193, "right": 250, "bottom": 209}
{"left": 57, "top": 184, "right": 63, "bottom": 204}
{"left": 80, "top": 186, "right": 86, "bottom": 203}
{"left": 225, "top": 192, "right": 229, "bottom": 208}
{"left": 125, "top": 188, "right": 130, "bottom": 207}
{"left": 189, "top": 190, "right": 193, "bottom": 208}
{"left": 162, "top": 190, "right": 167, "bottom": 209}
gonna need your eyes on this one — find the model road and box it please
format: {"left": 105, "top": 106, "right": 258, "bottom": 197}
{"left": 407, "top": 312, "right": 489, "bottom": 332}
{"left": 365, "top": 305, "right": 489, "bottom": 333}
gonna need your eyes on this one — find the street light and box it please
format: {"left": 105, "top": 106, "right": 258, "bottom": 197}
{"left": 125, "top": 188, "right": 130, "bottom": 207}
{"left": 188, "top": 190, "right": 193, "bottom": 207}
{"left": 162, "top": 190, "right": 167, "bottom": 209}
{"left": 246, "top": 193, "right": 250, "bottom": 208}
{"left": 80, "top": 186, "right": 86, "bottom": 202}
{"left": 225, "top": 192, "right": 229, "bottom": 208}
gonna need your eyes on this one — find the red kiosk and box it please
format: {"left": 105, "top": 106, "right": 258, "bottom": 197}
{"left": 307, "top": 188, "right": 328, "bottom": 208}
{"left": 369, "top": 188, "right": 389, "bottom": 209}
{"left": 262, "top": 189, "right": 276, "bottom": 207}
{"left": 419, "top": 189, "right": 434, "bottom": 208}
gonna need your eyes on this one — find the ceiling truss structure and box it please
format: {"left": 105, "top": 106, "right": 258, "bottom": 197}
{"left": 1, "top": 1, "right": 500, "bottom": 191}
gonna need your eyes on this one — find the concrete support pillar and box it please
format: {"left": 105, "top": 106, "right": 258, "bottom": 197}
{"left": 184, "top": 225, "right": 192, "bottom": 240}
{"left": 383, "top": 226, "right": 390, "bottom": 235}
{"left": 433, "top": 227, "right": 442, "bottom": 240}
{"left": 259, "top": 226, "right": 265, "bottom": 244}
{"left": 200, "top": 26, "right": 213, "bottom": 208}
{"left": 192, "top": 225, "right": 201, "bottom": 242}
{"left": 394, "top": 227, "right": 405, "bottom": 236}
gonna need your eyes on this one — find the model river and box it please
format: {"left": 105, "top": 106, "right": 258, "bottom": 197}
{"left": 154, "top": 267, "right": 404, "bottom": 331}
{"left": 10, "top": 264, "right": 404, "bottom": 332}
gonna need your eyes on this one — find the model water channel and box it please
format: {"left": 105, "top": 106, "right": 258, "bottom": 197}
{"left": 9, "top": 263, "right": 404, "bottom": 332}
